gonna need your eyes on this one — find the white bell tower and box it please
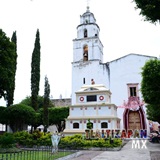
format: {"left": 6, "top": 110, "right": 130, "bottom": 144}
{"left": 72, "top": 7, "right": 110, "bottom": 105}
{"left": 73, "top": 6, "right": 103, "bottom": 62}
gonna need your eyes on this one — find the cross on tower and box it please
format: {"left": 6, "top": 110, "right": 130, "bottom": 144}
{"left": 86, "top": 0, "right": 91, "bottom": 11}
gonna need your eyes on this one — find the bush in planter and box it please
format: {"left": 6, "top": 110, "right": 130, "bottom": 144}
{"left": 59, "top": 134, "right": 84, "bottom": 149}
{"left": 37, "top": 133, "right": 52, "bottom": 146}
{"left": 59, "top": 134, "right": 122, "bottom": 149}
{"left": 13, "top": 131, "right": 33, "bottom": 147}
{"left": 91, "top": 139, "right": 105, "bottom": 147}
{"left": 111, "top": 138, "right": 122, "bottom": 147}
{"left": 0, "top": 133, "right": 15, "bottom": 148}
{"left": 14, "top": 131, "right": 52, "bottom": 147}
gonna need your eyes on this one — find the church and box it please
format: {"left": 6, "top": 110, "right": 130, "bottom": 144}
{"left": 63, "top": 6, "right": 158, "bottom": 136}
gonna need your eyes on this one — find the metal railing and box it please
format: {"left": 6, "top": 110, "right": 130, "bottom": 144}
{"left": 0, "top": 146, "right": 73, "bottom": 160}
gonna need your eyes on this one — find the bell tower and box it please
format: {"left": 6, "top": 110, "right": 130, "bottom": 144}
{"left": 72, "top": 7, "right": 109, "bottom": 105}
{"left": 73, "top": 6, "right": 103, "bottom": 63}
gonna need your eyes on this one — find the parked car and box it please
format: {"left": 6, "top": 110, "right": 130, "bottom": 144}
{"left": 149, "top": 130, "right": 160, "bottom": 143}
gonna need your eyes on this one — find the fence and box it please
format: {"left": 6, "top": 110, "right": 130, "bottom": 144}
{"left": 0, "top": 146, "right": 73, "bottom": 160}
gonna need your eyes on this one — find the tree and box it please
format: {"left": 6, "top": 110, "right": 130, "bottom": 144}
{"left": 146, "top": 104, "right": 160, "bottom": 123}
{"left": 31, "top": 29, "right": 41, "bottom": 111}
{"left": 20, "top": 96, "right": 54, "bottom": 130}
{"left": 0, "top": 29, "right": 16, "bottom": 101}
{"left": 87, "top": 119, "right": 93, "bottom": 129}
{"left": 48, "top": 107, "right": 69, "bottom": 132}
{"left": 20, "top": 95, "right": 54, "bottom": 109}
{"left": 6, "top": 31, "right": 17, "bottom": 106}
{"left": 141, "top": 59, "right": 160, "bottom": 123}
{"left": 43, "top": 76, "right": 50, "bottom": 132}
{"left": 0, "top": 106, "right": 7, "bottom": 124}
{"left": 141, "top": 59, "right": 160, "bottom": 105}
{"left": 133, "top": 0, "right": 160, "bottom": 23}
{"left": 6, "top": 104, "right": 36, "bottom": 132}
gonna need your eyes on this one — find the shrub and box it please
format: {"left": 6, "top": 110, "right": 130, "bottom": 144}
{"left": 32, "top": 130, "right": 43, "bottom": 140}
{"left": 0, "top": 133, "right": 15, "bottom": 148}
{"left": 59, "top": 134, "right": 83, "bottom": 149}
{"left": 14, "top": 131, "right": 52, "bottom": 147}
{"left": 13, "top": 131, "right": 33, "bottom": 147}
{"left": 37, "top": 132, "right": 52, "bottom": 146}
{"left": 59, "top": 134, "right": 122, "bottom": 149}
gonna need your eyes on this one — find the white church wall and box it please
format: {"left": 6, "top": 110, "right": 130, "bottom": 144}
{"left": 83, "top": 122, "right": 87, "bottom": 129}
{"left": 92, "top": 121, "right": 96, "bottom": 129}
{"left": 72, "top": 61, "right": 109, "bottom": 105}
{"left": 85, "top": 106, "right": 96, "bottom": 116}
{"left": 70, "top": 107, "right": 83, "bottom": 117}
{"left": 109, "top": 54, "right": 154, "bottom": 106}
{"left": 98, "top": 106, "right": 111, "bottom": 116}
{"left": 109, "top": 54, "right": 156, "bottom": 129}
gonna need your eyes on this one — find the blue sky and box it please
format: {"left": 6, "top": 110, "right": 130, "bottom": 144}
{"left": 0, "top": 0, "right": 160, "bottom": 106}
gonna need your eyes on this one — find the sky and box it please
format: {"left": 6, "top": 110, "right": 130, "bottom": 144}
{"left": 0, "top": 0, "right": 160, "bottom": 106}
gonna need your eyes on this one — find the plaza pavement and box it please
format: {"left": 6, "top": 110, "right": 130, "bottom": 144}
{"left": 69, "top": 140, "right": 160, "bottom": 160}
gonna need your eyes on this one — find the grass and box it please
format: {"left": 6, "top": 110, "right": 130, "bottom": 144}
{"left": 0, "top": 150, "right": 73, "bottom": 160}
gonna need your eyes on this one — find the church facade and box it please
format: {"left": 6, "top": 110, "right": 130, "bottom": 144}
{"left": 64, "top": 7, "right": 157, "bottom": 136}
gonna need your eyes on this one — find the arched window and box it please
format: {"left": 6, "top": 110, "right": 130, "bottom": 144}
{"left": 73, "top": 122, "right": 79, "bottom": 129}
{"left": 101, "top": 122, "right": 108, "bottom": 128}
{"left": 84, "top": 29, "right": 88, "bottom": 38}
{"left": 83, "top": 45, "right": 88, "bottom": 61}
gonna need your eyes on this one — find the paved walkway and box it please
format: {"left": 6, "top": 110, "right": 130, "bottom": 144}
{"left": 70, "top": 140, "right": 160, "bottom": 160}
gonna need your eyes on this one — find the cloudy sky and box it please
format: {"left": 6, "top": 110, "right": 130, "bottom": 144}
{"left": 0, "top": 0, "right": 160, "bottom": 106}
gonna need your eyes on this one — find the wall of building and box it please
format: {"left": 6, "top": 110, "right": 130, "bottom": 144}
{"left": 51, "top": 98, "right": 71, "bottom": 107}
{"left": 109, "top": 54, "right": 156, "bottom": 129}
{"left": 72, "top": 61, "right": 109, "bottom": 104}
{"left": 0, "top": 124, "right": 5, "bottom": 132}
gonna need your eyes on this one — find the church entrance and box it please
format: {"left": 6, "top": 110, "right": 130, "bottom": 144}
{"left": 128, "top": 111, "right": 141, "bottom": 130}
{"left": 123, "top": 107, "right": 146, "bottom": 131}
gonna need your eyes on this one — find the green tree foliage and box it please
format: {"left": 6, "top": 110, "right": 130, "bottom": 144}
{"left": 43, "top": 76, "right": 50, "bottom": 132}
{"left": 141, "top": 59, "right": 160, "bottom": 104}
{"left": 0, "top": 29, "right": 16, "bottom": 101}
{"left": 48, "top": 107, "right": 69, "bottom": 132}
{"left": 20, "top": 95, "right": 54, "bottom": 109}
{"left": 6, "top": 104, "right": 36, "bottom": 132}
{"left": 31, "top": 29, "right": 41, "bottom": 111}
{"left": 87, "top": 119, "right": 93, "bottom": 129}
{"left": 133, "top": 0, "right": 160, "bottom": 23}
{"left": 146, "top": 104, "right": 160, "bottom": 123}
{"left": 141, "top": 59, "right": 160, "bottom": 123}
{"left": 20, "top": 95, "right": 54, "bottom": 129}
{"left": 0, "top": 106, "right": 7, "bottom": 124}
{"left": 6, "top": 31, "right": 17, "bottom": 106}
